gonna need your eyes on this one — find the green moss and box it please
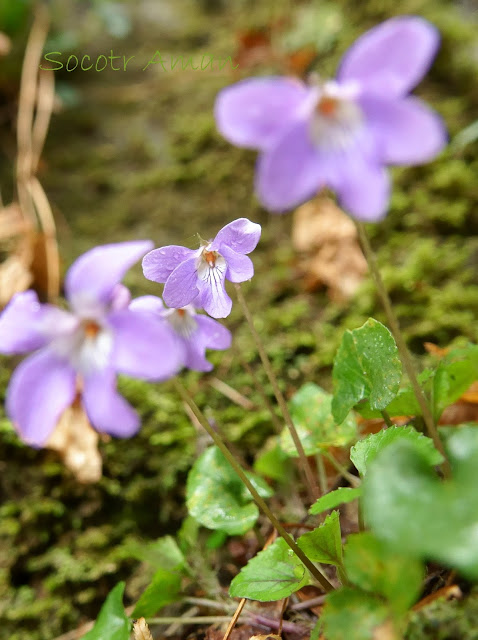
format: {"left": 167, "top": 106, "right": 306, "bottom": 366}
{"left": 406, "top": 590, "right": 478, "bottom": 640}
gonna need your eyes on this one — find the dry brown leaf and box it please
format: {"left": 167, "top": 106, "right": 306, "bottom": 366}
{"left": 133, "top": 618, "right": 153, "bottom": 640}
{"left": 423, "top": 342, "right": 450, "bottom": 357}
{"left": 292, "top": 197, "right": 367, "bottom": 301}
{"left": 0, "top": 234, "right": 34, "bottom": 306}
{"left": 373, "top": 620, "right": 398, "bottom": 640}
{"left": 47, "top": 402, "right": 102, "bottom": 483}
{"left": 412, "top": 585, "right": 462, "bottom": 611}
{"left": 249, "top": 635, "right": 282, "bottom": 640}
{"left": 0, "top": 203, "right": 30, "bottom": 240}
{"left": 0, "top": 32, "right": 11, "bottom": 56}
{"left": 233, "top": 29, "right": 273, "bottom": 71}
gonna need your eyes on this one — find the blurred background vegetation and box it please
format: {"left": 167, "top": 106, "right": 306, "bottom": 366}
{"left": 0, "top": 0, "right": 478, "bottom": 638}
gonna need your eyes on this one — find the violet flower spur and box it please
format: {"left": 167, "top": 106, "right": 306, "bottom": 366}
{"left": 214, "top": 16, "right": 447, "bottom": 221}
{"left": 142, "top": 218, "right": 261, "bottom": 319}
{"left": 0, "top": 241, "right": 183, "bottom": 447}
{"left": 130, "top": 296, "right": 232, "bottom": 372}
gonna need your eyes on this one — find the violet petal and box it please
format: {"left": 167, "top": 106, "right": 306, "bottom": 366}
{"left": 255, "top": 119, "right": 323, "bottom": 212}
{"left": 221, "top": 245, "right": 254, "bottom": 283}
{"left": 337, "top": 16, "right": 440, "bottom": 97}
{"left": 6, "top": 349, "right": 76, "bottom": 447}
{"left": 82, "top": 369, "right": 139, "bottom": 437}
{"left": 215, "top": 77, "right": 309, "bottom": 150}
{"left": 65, "top": 241, "right": 153, "bottom": 312}
{"left": 142, "top": 245, "right": 196, "bottom": 283}
{"left": 163, "top": 257, "right": 200, "bottom": 309}
{"left": 361, "top": 95, "right": 447, "bottom": 165}
{"left": 211, "top": 218, "right": 261, "bottom": 255}
{"left": 109, "top": 309, "right": 183, "bottom": 380}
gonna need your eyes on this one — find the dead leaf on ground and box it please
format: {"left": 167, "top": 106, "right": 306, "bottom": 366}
{"left": 292, "top": 197, "right": 367, "bottom": 301}
{"left": 373, "top": 620, "right": 398, "bottom": 640}
{"left": 206, "top": 624, "right": 257, "bottom": 640}
{"left": 47, "top": 401, "right": 102, "bottom": 483}
{"left": 133, "top": 618, "right": 153, "bottom": 640}
{"left": 0, "top": 231, "right": 34, "bottom": 307}
{"left": 412, "top": 585, "right": 462, "bottom": 611}
{"left": 0, "top": 32, "right": 11, "bottom": 56}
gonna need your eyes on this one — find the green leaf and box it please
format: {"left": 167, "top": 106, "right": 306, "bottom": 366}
{"left": 132, "top": 568, "right": 182, "bottom": 618}
{"left": 321, "top": 588, "right": 389, "bottom": 640}
{"left": 344, "top": 532, "right": 423, "bottom": 616}
{"left": 186, "top": 446, "right": 273, "bottom": 536}
{"left": 309, "top": 487, "right": 362, "bottom": 515}
{"left": 280, "top": 384, "right": 357, "bottom": 456}
{"left": 297, "top": 511, "right": 343, "bottom": 566}
{"left": 124, "top": 535, "right": 185, "bottom": 571}
{"left": 432, "top": 345, "right": 478, "bottom": 420}
{"left": 363, "top": 427, "right": 478, "bottom": 579}
{"left": 254, "top": 438, "right": 293, "bottom": 480}
{"left": 350, "top": 426, "right": 443, "bottom": 477}
{"left": 332, "top": 319, "right": 402, "bottom": 424}
{"left": 82, "top": 582, "right": 130, "bottom": 640}
{"left": 229, "top": 538, "right": 309, "bottom": 601}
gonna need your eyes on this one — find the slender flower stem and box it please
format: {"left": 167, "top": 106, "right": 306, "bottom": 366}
{"left": 234, "top": 283, "right": 320, "bottom": 502}
{"left": 174, "top": 378, "right": 334, "bottom": 593}
{"left": 355, "top": 221, "right": 450, "bottom": 474}
{"left": 381, "top": 409, "right": 393, "bottom": 428}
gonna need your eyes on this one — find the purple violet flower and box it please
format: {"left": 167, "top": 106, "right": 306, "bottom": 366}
{"left": 130, "top": 296, "right": 232, "bottom": 372}
{"left": 142, "top": 218, "right": 261, "bottom": 318}
{"left": 0, "top": 241, "right": 183, "bottom": 446}
{"left": 214, "top": 16, "right": 447, "bottom": 221}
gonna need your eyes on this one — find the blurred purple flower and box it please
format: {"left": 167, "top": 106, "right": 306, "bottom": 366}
{"left": 215, "top": 16, "right": 447, "bottom": 221}
{"left": 142, "top": 218, "right": 261, "bottom": 318}
{"left": 0, "top": 242, "right": 183, "bottom": 447}
{"left": 130, "top": 296, "right": 232, "bottom": 372}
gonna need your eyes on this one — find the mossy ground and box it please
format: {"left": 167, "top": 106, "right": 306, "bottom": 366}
{"left": 0, "top": 0, "right": 478, "bottom": 638}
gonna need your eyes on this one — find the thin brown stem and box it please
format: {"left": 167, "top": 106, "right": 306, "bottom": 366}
{"left": 381, "top": 409, "right": 393, "bottom": 428}
{"left": 174, "top": 379, "right": 334, "bottom": 593}
{"left": 234, "top": 283, "right": 319, "bottom": 502}
{"left": 354, "top": 221, "right": 450, "bottom": 476}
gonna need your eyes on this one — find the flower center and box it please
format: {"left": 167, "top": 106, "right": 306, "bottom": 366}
{"left": 83, "top": 320, "right": 101, "bottom": 339}
{"left": 316, "top": 95, "right": 339, "bottom": 117}
{"left": 50, "top": 317, "right": 113, "bottom": 376}
{"left": 309, "top": 82, "right": 363, "bottom": 151}
{"left": 202, "top": 249, "right": 218, "bottom": 267}
{"left": 167, "top": 307, "right": 198, "bottom": 339}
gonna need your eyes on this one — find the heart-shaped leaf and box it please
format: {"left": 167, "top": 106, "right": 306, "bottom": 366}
{"left": 229, "top": 537, "right": 309, "bottom": 601}
{"left": 186, "top": 446, "right": 273, "bottom": 536}
{"left": 332, "top": 319, "right": 402, "bottom": 424}
{"left": 363, "top": 427, "right": 478, "bottom": 579}
{"left": 280, "top": 383, "right": 357, "bottom": 456}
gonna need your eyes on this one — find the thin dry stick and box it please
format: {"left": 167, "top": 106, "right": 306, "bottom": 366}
{"left": 222, "top": 598, "right": 246, "bottom": 640}
{"left": 16, "top": 7, "right": 60, "bottom": 300}
{"left": 174, "top": 379, "right": 334, "bottom": 593}
{"left": 278, "top": 597, "right": 289, "bottom": 636}
{"left": 354, "top": 222, "right": 450, "bottom": 475}
{"left": 234, "top": 283, "right": 320, "bottom": 502}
